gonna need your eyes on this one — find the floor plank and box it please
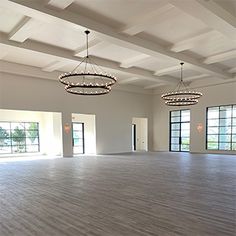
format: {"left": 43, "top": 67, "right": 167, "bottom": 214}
{"left": 0, "top": 152, "right": 235, "bottom": 236}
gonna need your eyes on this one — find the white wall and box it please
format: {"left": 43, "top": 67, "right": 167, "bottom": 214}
{"left": 0, "top": 109, "right": 62, "bottom": 156}
{"left": 0, "top": 72, "right": 153, "bottom": 155}
{"left": 132, "top": 117, "right": 148, "bottom": 151}
{"left": 72, "top": 113, "right": 96, "bottom": 154}
{"left": 153, "top": 81, "right": 236, "bottom": 154}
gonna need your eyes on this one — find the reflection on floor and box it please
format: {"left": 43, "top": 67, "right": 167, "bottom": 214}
{"left": 0, "top": 152, "right": 235, "bottom": 236}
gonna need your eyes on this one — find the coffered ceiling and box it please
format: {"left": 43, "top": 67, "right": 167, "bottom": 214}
{"left": 0, "top": 0, "right": 235, "bottom": 93}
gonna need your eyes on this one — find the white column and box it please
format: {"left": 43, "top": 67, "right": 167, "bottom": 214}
{"left": 62, "top": 112, "right": 73, "bottom": 157}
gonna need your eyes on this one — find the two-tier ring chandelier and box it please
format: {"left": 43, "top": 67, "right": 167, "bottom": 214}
{"left": 161, "top": 63, "right": 203, "bottom": 106}
{"left": 59, "top": 30, "right": 117, "bottom": 95}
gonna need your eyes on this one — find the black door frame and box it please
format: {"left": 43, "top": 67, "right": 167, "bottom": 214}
{"left": 132, "top": 124, "right": 136, "bottom": 151}
{"left": 72, "top": 122, "right": 85, "bottom": 154}
{"left": 169, "top": 109, "right": 190, "bottom": 152}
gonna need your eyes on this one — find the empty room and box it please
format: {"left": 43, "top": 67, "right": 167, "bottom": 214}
{"left": 0, "top": 0, "right": 235, "bottom": 235}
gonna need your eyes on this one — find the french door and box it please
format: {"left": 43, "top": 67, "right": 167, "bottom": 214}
{"left": 72, "top": 122, "right": 85, "bottom": 154}
{"left": 170, "top": 110, "right": 190, "bottom": 152}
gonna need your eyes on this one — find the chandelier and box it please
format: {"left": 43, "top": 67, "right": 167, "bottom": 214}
{"left": 59, "top": 30, "right": 117, "bottom": 95}
{"left": 161, "top": 63, "right": 202, "bottom": 106}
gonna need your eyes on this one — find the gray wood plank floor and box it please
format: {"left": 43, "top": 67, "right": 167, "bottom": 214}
{"left": 0, "top": 152, "right": 235, "bottom": 236}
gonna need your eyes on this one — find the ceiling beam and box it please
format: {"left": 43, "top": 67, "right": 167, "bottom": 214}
{"left": 118, "top": 77, "right": 141, "bottom": 85}
{"left": 0, "top": 32, "right": 173, "bottom": 84}
{"left": 74, "top": 39, "right": 107, "bottom": 57}
{"left": 169, "top": 0, "right": 236, "bottom": 41}
{"left": 120, "top": 54, "right": 150, "bottom": 68}
{"left": 42, "top": 61, "right": 70, "bottom": 72}
{"left": 120, "top": 2, "right": 174, "bottom": 36}
{"left": 3, "top": 0, "right": 233, "bottom": 79}
{"left": 170, "top": 30, "right": 215, "bottom": 52}
{"left": 184, "top": 74, "right": 209, "bottom": 81}
{"left": 8, "top": 16, "right": 43, "bottom": 43}
{"left": 154, "top": 64, "right": 193, "bottom": 76}
{"left": 203, "top": 50, "right": 236, "bottom": 64}
{"left": 0, "top": 60, "right": 60, "bottom": 80}
{"left": 47, "top": 0, "right": 74, "bottom": 10}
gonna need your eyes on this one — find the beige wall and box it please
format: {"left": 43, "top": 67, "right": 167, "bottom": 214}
{"left": 153, "top": 81, "right": 236, "bottom": 154}
{"left": 0, "top": 72, "right": 153, "bottom": 155}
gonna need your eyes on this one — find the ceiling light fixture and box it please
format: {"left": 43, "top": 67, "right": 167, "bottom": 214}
{"left": 59, "top": 30, "right": 117, "bottom": 95}
{"left": 161, "top": 62, "right": 202, "bottom": 106}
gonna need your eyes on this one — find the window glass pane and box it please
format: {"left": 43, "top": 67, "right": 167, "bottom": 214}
{"left": 232, "top": 135, "right": 236, "bottom": 142}
{"left": 0, "top": 146, "right": 11, "bottom": 154}
{"left": 181, "top": 115, "right": 190, "bottom": 122}
{"left": 181, "top": 144, "right": 189, "bottom": 151}
{"left": 181, "top": 123, "right": 190, "bottom": 130}
{"left": 26, "top": 145, "right": 39, "bottom": 152}
{"left": 181, "top": 138, "right": 189, "bottom": 145}
{"left": 26, "top": 137, "right": 39, "bottom": 145}
{"left": 0, "top": 121, "right": 39, "bottom": 154}
{"left": 181, "top": 110, "right": 190, "bottom": 122}
{"left": 171, "top": 144, "right": 179, "bottom": 151}
{"left": 220, "top": 110, "right": 232, "bottom": 119}
{"left": 208, "top": 127, "right": 218, "bottom": 134}
{"left": 171, "top": 138, "right": 179, "bottom": 144}
{"left": 208, "top": 119, "right": 219, "bottom": 126}
{"left": 219, "top": 118, "right": 231, "bottom": 126}
{"left": 73, "top": 131, "right": 82, "bottom": 139}
{"left": 207, "top": 135, "right": 218, "bottom": 142}
{"left": 171, "top": 130, "right": 180, "bottom": 137}
{"left": 220, "top": 105, "right": 232, "bottom": 111}
{"left": 73, "top": 123, "right": 83, "bottom": 130}
{"left": 207, "top": 142, "right": 218, "bottom": 150}
{"left": 0, "top": 122, "right": 10, "bottom": 129}
{"left": 232, "top": 118, "right": 236, "bottom": 126}
{"left": 233, "top": 127, "right": 236, "bottom": 133}
{"left": 171, "top": 116, "right": 180, "bottom": 122}
{"left": 219, "top": 126, "right": 231, "bottom": 134}
{"left": 219, "top": 135, "right": 231, "bottom": 142}
{"left": 208, "top": 107, "right": 219, "bottom": 119}
{"left": 171, "top": 111, "right": 180, "bottom": 117}
{"left": 11, "top": 122, "right": 25, "bottom": 130}
{"left": 12, "top": 145, "right": 26, "bottom": 153}
{"left": 232, "top": 143, "right": 236, "bottom": 150}
{"left": 219, "top": 143, "right": 231, "bottom": 150}
{"left": 171, "top": 123, "right": 180, "bottom": 130}
{"left": 181, "top": 129, "right": 190, "bottom": 137}
{"left": 233, "top": 106, "right": 236, "bottom": 117}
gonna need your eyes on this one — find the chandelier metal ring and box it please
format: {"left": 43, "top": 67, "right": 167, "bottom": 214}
{"left": 161, "top": 62, "right": 203, "bottom": 106}
{"left": 65, "top": 84, "right": 111, "bottom": 95}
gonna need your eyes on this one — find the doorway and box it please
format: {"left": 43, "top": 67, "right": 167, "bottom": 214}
{"left": 132, "top": 117, "right": 148, "bottom": 151}
{"left": 170, "top": 110, "right": 190, "bottom": 152}
{"left": 132, "top": 124, "right": 136, "bottom": 151}
{"left": 72, "top": 122, "right": 85, "bottom": 154}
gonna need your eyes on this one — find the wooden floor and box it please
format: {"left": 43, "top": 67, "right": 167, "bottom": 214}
{"left": 0, "top": 152, "right": 235, "bottom": 236}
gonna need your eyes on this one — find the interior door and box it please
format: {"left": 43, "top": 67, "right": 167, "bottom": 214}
{"left": 72, "top": 122, "right": 85, "bottom": 154}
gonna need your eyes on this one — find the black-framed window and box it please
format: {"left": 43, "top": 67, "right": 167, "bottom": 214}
{"left": 72, "top": 122, "right": 85, "bottom": 154}
{"left": 206, "top": 105, "right": 236, "bottom": 151}
{"left": 0, "top": 122, "right": 40, "bottom": 154}
{"left": 170, "top": 109, "right": 190, "bottom": 152}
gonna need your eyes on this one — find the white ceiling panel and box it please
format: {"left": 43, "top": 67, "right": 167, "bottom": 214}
{"left": 0, "top": 7, "right": 25, "bottom": 33}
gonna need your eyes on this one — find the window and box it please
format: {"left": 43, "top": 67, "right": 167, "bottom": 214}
{"left": 170, "top": 110, "right": 190, "bottom": 152}
{"left": 0, "top": 122, "right": 40, "bottom": 154}
{"left": 72, "top": 123, "right": 85, "bottom": 154}
{"left": 207, "top": 105, "right": 236, "bottom": 151}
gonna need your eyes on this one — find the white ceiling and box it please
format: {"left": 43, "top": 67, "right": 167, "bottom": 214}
{"left": 0, "top": 0, "right": 235, "bottom": 93}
